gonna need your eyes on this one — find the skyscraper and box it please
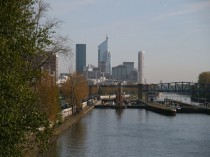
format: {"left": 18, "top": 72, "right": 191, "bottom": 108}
{"left": 112, "top": 62, "right": 137, "bottom": 83}
{"left": 112, "top": 65, "right": 127, "bottom": 81}
{"left": 76, "top": 44, "right": 86, "bottom": 73}
{"left": 123, "top": 62, "right": 134, "bottom": 75}
{"left": 98, "top": 36, "right": 111, "bottom": 74}
{"left": 138, "top": 51, "right": 144, "bottom": 83}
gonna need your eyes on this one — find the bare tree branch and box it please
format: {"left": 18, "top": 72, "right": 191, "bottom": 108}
{"left": 28, "top": 0, "right": 73, "bottom": 71}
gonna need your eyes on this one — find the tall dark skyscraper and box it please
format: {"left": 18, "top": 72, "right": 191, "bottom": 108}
{"left": 76, "top": 44, "right": 86, "bottom": 73}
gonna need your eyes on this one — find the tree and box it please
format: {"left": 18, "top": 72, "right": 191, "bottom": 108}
{"left": 198, "top": 72, "right": 210, "bottom": 84}
{"left": 36, "top": 71, "right": 60, "bottom": 123}
{"left": 198, "top": 72, "right": 210, "bottom": 100}
{"left": 0, "top": 0, "right": 71, "bottom": 156}
{"left": 60, "top": 73, "right": 89, "bottom": 113}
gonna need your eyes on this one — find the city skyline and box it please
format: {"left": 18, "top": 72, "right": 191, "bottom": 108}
{"left": 48, "top": 0, "right": 210, "bottom": 83}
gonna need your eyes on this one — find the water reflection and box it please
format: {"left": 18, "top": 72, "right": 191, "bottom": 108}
{"left": 42, "top": 120, "right": 87, "bottom": 157}
{"left": 63, "top": 122, "right": 87, "bottom": 156}
{"left": 43, "top": 109, "right": 210, "bottom": 157}
{"left": 115, "top": 109, "right": 124, "bottom": 119}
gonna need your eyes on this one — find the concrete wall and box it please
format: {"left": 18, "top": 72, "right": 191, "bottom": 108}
{"left": 62, "top": 102, "right": 88, "bottom": 119}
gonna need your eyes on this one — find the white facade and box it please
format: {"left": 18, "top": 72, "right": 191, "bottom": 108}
{"left": 138, "top": 51, "right": 144, "bottom": 84}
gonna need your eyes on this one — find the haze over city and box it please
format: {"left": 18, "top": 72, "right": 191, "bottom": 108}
{"left": 2, "top": 1, "right": 210, "bottom": 156}
{"left": 48, "top": 0, "right": 210, "bottom": 83}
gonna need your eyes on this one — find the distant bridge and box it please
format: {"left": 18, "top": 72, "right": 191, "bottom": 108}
{"left": 140, "top": 82, "right": 210, "bottom": 93}
{"left": 89, "top": 82, "right": 210, "bottom": 101}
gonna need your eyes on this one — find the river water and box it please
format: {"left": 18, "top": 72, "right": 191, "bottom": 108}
{"left": 42, "top": 109, "right": 210, "bottom": 157}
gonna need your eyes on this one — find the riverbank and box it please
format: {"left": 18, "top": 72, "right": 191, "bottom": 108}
{"left": 24, "top": 105, "right": 94, "bottom": 157}
{"left": 53, "top": 105, "right": 94, "bottom": 141}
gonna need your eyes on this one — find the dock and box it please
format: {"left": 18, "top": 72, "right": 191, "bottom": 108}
{"left": 93, "top": 97, "right": 210, "bottom": 116}
{"left": 164, "top": 99, "right": 210, "bottom": 114}
{"left": 145, "top": 102, "right": 176, "bottom": 116}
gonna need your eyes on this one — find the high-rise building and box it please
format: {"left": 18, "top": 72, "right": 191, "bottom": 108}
{"left": 76, "top": 44, "right": 86, "bottom": 73}
{"left": 107, "top": 52, "right": 111, "bottom": 74}
{"left": 123, "top": 62, "right": 134, "bottom": 75}
{"left": 112, "top": 65, "right": 127, "bottom": 81}
{"left": 138, "top": 51, "right": 144, "bottom": 83}
{"left": 128, "top": 69, "right": 138, "bottom": 83}
{"left": 98, "top": 36, "right": 111, "bottom": 74}
{"left": 112, "top": 62, "right": 137, "bottom": 83}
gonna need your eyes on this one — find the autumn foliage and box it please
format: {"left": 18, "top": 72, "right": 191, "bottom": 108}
{"left": 198, "top": 72, "right": 210, "bottom": 100}
{"left": 199, "top": 72, "right": 210, "bottom": 84}
{"left": 60, "top": 73, "right": 88, "bottom": 113}
{"left": 36, "top": 72, "right": 60, "bottom": 123}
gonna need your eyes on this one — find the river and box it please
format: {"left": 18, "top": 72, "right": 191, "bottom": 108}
{"left": 42, "top": 109, "right": 210, "bottom": 157}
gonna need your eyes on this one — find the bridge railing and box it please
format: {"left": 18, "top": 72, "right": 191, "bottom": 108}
{"left": 89, "top": 82, "right": 210, "bottom": 100}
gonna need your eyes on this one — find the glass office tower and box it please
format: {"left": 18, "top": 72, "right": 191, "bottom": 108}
{"left": 98, "top": 36, "right": 111, "bottom": 74}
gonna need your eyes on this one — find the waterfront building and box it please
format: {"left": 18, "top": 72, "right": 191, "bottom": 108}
{"left": 98, "top": 36, "right": 111, "bottom": 74}
{"left": 76, "top": 44, "right": 86, "bottom": 74}
{"left": 138, "top": 51, "right": 144, "bottom": 84}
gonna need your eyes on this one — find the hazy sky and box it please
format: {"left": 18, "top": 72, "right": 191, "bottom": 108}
{"left": 47, "top": 0, "right": 210, "bottom": 83}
